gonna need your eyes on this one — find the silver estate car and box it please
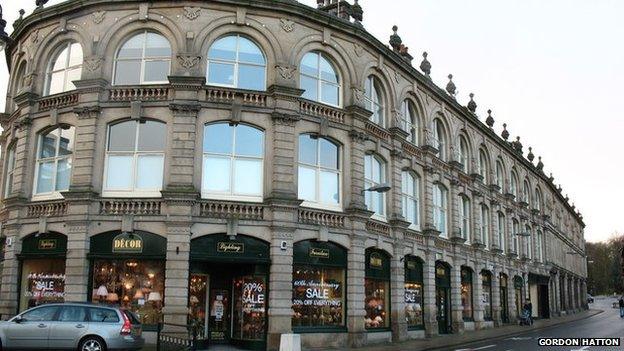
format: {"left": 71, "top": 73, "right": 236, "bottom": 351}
{"left": 0, "top": 302, "right": 144, "bottom": 351}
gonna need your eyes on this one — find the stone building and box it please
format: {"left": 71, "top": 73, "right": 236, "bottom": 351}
{"left": 0, "top": 0, "right": 587, "bottom": 349}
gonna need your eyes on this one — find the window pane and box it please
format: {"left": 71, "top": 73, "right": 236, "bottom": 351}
{"left": 144, "top": 60, "right": 170, "bottom": 83}
{"left": 406, "top": 199, "right": 416, "bottom": 223}
{"left": 59, "top": 306, "right": 86, "bottom": 322}
{"left": 298, "top": 166, "right": 316, "bottom": 202}
{"left": 235, "top": 126, "right": 263, "bottom": 157}
{"left": 203, "top": 156, "right": 230, "bottom": 192}
{"left": 106, "top": 155, "right": 133, "bottom": 190}
{"left": 68, "top": 43, "right": 83, "bottom": 67}
{"left": 238, "top": 64, "right": 265, "bottom": 91}
{"left": 58, "top": 127, "right": 74, "bottom": 156}
{"left": 238, "top": 37, "right": 265, "bottom": 65}
{"left": 208, "top": 36, "right": 237, "bottom": 61}
{"left": 109, "top": 122, "right": 136, "bottom": 152}
{"left": 22, "top": 306, "right": 59, "bottom": 322}
{"left": 298, "top": 135, "right": 317, "bottom": 166}
{"left": 145, "top": 33, "right": 171, "bottom": 57}
{"left": 319, "top": 139, "right": 338, "bottom": 169}
{"left": 118, "top": 34, "right": 144, "bottom": 59}
{"left": 208, "top": 62, "right": 235, "bottom": 86}
{"left": 204, "top": 124, "right": 233, "bottom": 154}
{"left": 321, "top": 83, "right": 339, "bottom": 106}
{"left": 320, "top": 170, "right": 339, "bottom": 204}
{"left": 138, "top": 121, "right": 166, "bottom": 151}
{"left": 234, "top": 159, "right": 262, "bottom": 195}
{"left": 40, "top": 130, "right": 59, "bottom": 158}
{"left": 48, "top": 72, "right": 65, "bottom": 95}
{"left": 136, "top": 155, "right": 164, "bottom": 189}
{"left": 300, "top": 75, "right": 318, "bottom": 102}
{"left": 364, "top": 279, "right": 389, "bottom": 328}
{"left": 372, "top": 159, "right": 381, "bottom": 183}
{"left": 36, "top": 161, "right": 55, "bottom": 193}
{"left": 55, "top": 158, "right": 71, "bottom": 191}
{"left": 114, "top": 60, "right": 141, "bottom": 85}
{"left": 376, "top": 193, "right": 384, "bottom": 216}
{"left": 52, "top": 46, "right": 69, "bottom": 71}
{"left": 320, "top": 56, "right": 338, "bottom": 83}
{"left": 64, "top": 68, "right": 81, "bottom": 91}
{"left": 364, "top": 155, "right": 372, "bottom": 179}
{"left": 300, "top": 53, "right": 318, "bottom": 77}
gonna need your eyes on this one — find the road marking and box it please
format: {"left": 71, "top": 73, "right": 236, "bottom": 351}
{"left": 570, "top": 347, "right": 590, "bottom": 351}
{"left": 506, "top": 336, "right": 533, "bottom": 341}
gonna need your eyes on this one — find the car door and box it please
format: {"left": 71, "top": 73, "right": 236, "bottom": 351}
{"left": 4, "top": 305, "right": 59, "bottom": 349}
{"left": 48, "top": 305, "right": 88, "bottom": 350}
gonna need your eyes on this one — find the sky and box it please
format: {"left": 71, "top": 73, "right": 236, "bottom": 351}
{"left": 0, "top": 0, "right": 621, "bottom": 242}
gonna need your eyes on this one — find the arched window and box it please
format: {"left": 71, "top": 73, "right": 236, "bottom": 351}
{"left": 114, "top": 31, "right": 171, "bottom": 85}
{"left": 525, "top": 225, "right": 533, "bottom": 259}
{"left": 300, "top": 52, "right": 340, "bottom": 106}
{"left": 510, "top": 170, "right": 519, "bottom": 198}
{"left": 460, "top": 195, "right": 471, "bottom": 243}
{"left": 433, "top": 184, "right": 448, "bottom": 237}
{"left": 298, "top": 134, "right": 340, "bottom": 208}
{"left": 34, "top": 126, "right": 75, "bottom": 197}
{"left": 401, "top": 171, "right": 420, "bottom": 229}
{"left": 459, "top": 136, "right": 469, "bottom": 171}
{"left": 432, "top": 118, "right": 447, "bottom": 160}
{"left": 364, "top": 75, "right": 384, "bottom": 126}
{"left": 495, "top": 160, "right": 504, "bottom": 193}
{"left": 478, "top": 149, "right": 488, "bottom": 181}
{"left": 104, "top": 120, "right": 166, "bottom": 196}
{"left": 202, "top": 123, "right": 264, "bottom": 200}
{"left": 207, "top": 34, "right": 266, "bottom": 91}
{"left": 497, "top": 212, "right": 505, "bottom": 253}
{"left": 364, "top": 154, "right": 386, "bottom": 217}
{"left": 512, "top": 219, "right": 520, "bottom": 253}
{"left": 534, "top": 188, "right": 543, "bottom": 211}
{"left": 4, "top": 143, "right": 16, "bottom": 198}
{"left": 523, "top": 179, "right": 531, "bottom": 204}
{"left": 45, "top": 42, "right": 83, "bottom": 96}
{"left": 12, "top": 62, "right": 27, "bottom": 108}
{"left": 536, "top": 230, "right": 543, "bottom": 262}
{"left": 400, "top": 100, "right": 419, "bottom": 144}
{"left": 480, "top": 204, "right": 490, "bottom": 248}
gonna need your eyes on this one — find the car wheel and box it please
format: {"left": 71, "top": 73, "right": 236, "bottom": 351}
{"left": 79, "top": 336, "right": 106, "bottom": 351}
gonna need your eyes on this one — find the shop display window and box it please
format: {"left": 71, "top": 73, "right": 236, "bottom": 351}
{"left": 482, "top": 271, "right": 493, "bottom": 320}
{"left": 189, "top": 274, "right": 208, "bottom": 339}
{"left": 232, "top": 275, "right": 267, "bottom": 341}
{"left": 461, "top": 267, "right": 473, "bottom": 321}
{"left": 91, "top": 259, "right": 164, "bottom": 327}
{"left": 364, "top": 278, "right": 389, "bottom": 329}
{"left": 292, "top": 265, "right": 345, "bottom": 328}
{"left": 404, "top": 257, "right": 424, "bottom": 329}
{"left": 19, "top": 258, "right": 66, "bottom": 311}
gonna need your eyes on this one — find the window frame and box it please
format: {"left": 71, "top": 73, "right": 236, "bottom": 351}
{"left": 400, "top": 100, "right": 419, "bottom": 145}
{"left": 298, "top": 134, "right": 342, "bottom": 211}
{"left": 299, "top": 51, "right": 341, "bottom": 107}
{"left": 4, "top": 142, "right": 16, "bottom": 198}
{"left": 497, "top": 212, "right": 505, "bottom": 253}
{"left": 206, "top": 34, "right": 267, "bottom": 91}
{"left": 433, "top": 183, "right": 448, "bottom": 237}
{"left": 478, "top": 149, "right": 488, "bottom": 181}
{"left": 460, "top": 195, "right": 471, "bottom": 243}
{"left": 432, "top": 119, "right": 446, "bottom": 160}
{"left": 364, "top": 76, "right": 385, "bottom": 127}
{"left": 364, "top": 154, "right": 386, "bottom": 220}
{"left": 510, "top": 170, "right": 519, "bottom": 198}
{"left": 459, "top": 136, "right": 469, "bottom": 172}
{"left": 525, "top": 225, "right": 533, "bottom": 259}
{"left": 512, "top": 219, "right": 520, "bottom": 254}
{"left": 480, "top": 204, "right": 490, "bottom": 249}
{"left": 495, "top": 160, "right": 504, "bottom": 193}
{"left": 102, "top": 119, "right": 166, "bottom": 198}
{"left": 113, "top": 30, "right": 172, "bottom": 86}
{"left": 401, "top": 171, "right": 420, "bottom": 230}
{"left": 44, "top": 41, "right": 83, "bottom": 96}
{"left": 32, "top": 126, "right": 75, "bottom": 200}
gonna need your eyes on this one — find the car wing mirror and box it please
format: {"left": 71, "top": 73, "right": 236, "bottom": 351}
{"left": 13, "top": 315, "right": 23, "bottom": 323}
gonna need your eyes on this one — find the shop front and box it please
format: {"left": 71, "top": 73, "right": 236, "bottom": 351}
{"left": 513, "top": 276, "right": 523, "bottom": 318}
{"left": 17, "top": 232, "right": 67, "bottom": 312}
{"left": 189, "top": 234, "right": 269, "bottom": 351}
{"left": 528, "top": 273, "right": 550, "bottom": 319}
{"left": 403, "top": 256, "right": 424, "bottom": 331}
{"left": 500, "top": 273, "right": 509, "bottom": 323}
{"left": 364, "top": 248, "right": 391, "bottom": 331}
{"left": 435, "top": 262, "right": 451, "bottom": 334}
{"left": 88, "top": 231, "right": 167, "bottom": 330}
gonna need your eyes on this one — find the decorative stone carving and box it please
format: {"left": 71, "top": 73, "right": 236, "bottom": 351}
{"left": 74, "top": 106, "right": 101, "bottom": 119}
{"left": 394, "top": 70, "right": 400, "bottom": 83}
{"left": 354, "top": 43, "right": 364, "bottom": 57}
{"left": 348, "top": 129, "right": 369, "bottom": 143}
{"left": 276, "top": 65, "right": 296, "bottom": 80}
{"left": 280, "top": 18, "right": 294, "bottom": 32}
{"left": 84, "top": 57, "right": 103, "bottom": 72}
{"left": 271, "top": 112, "right": 300, "bottom": 126}
{"left": 30, "top": 29, "right": 39, "bottom": 44}
{"left": 177, "top": 55, "right": 201, "bottom": 69}
{"left": 352, "top": 87, "right": 365, "bottom": 103}
{"left": 184, "top": 7, "right": 201, "bottom": 20}
{"left": 92, "top": 11, "right": 106, "bottom": 24}
{"left": 22, "top": 73, "right": 34, "bottom": 88}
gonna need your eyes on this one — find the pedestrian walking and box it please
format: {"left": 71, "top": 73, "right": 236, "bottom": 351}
{"left": 618, "top": 296, "right": 624, "bottom": 318}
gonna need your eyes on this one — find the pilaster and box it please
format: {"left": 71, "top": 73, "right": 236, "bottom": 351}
{"left": 422, "top": 251, "right": 438, "bottom": 336}
{"left": 162, "top": 222, "right": 192, "bottom": 326}
{"left": 450, "top": 263, "right": 464, "bottom": 333}
{"left": 63, "top": 221, "right": 90, "bottom": 302}
{"left": 390, "top": 243, "right": 407, "bottom": 342}
{"left": 0, "top": 225, "right": 21, "bottom": 318}
{"left": 347, "top": 237, "right": 367, "bottom": 346}
{"left": 267, "top": 231, "right": 294, "bottom": 350}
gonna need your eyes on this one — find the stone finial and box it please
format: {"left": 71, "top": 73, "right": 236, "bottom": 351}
{"left": 514, "top": 136, "right": 523, "bottom": 154}
{"left": 527, "top": 147, "right": 535, "bottom": 162}
{"left": 351, "top": 0, "right": 363, "bottom": 24}
{"left": 467, "top": 93, "right": 477, "bottom": 113}
{"left": 0, "top": 5, "right": 5, "bottom": 37}
{"left": 485, "top": 109, "right": 495, "bottom": 128}
{"left": 389, "top": 25, "right": 402, "bottom": 51}
{"left": 549, "top": 173, "right": 554, "bottom": 182}
{"left": 317, "top": 0, "right": 325, "bottom": 8}
{"left": 536, "top": 156, "right": 544, "bottom": 171}
{"left": 501, "top": 123, "right": 509, "bottom": 141}
{"left": 446, "top": 74, "right": 456, "bottom": 97}
{"left": 35, "top": 0, "right": 49, "bottom": 10}
{"left": 420, "top": 51, "right": 431, "bottom": 77}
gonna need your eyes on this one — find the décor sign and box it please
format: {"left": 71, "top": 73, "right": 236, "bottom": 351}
{"left": 309, "top": 247, "right": 329, "bottom": 259}
{"left": 217, "top": 242, "right": 244, "bottom": 253}
{"left": 112, "top": 233, "right": 143, "bottom": 253}
{"left": 370, "top": 253, "right": 383, "bottom": 268}
{"left": 38, "top": 239, "right": 57, "bottom": 250}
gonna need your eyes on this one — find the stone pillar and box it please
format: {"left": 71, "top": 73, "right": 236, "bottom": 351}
{"left": 267, "top": 232, "right": 294, "bottom": 350}
{"left": 422, "top": 166, "right": 435, "bottom": 233}
{"left": 473, "top": 268, "right": 484, "bottom": 329}
{"left": 390, "top": 243, "right": 407, "bottom": 342}
{"left": 449, "top": 180, "right": 462, "bottom": 241}
{"left": 562, "top": 275, "right": 569, "bottom": 313}
{"left": 450, "top": 263, "right": 464, "bottom": 334}
{"left": 554, "top": 271, "right": 561, "bottom": 315}
{"left": 491, "top": 270, "right": 501, "bottom": 326}
{"left": 162, "top": 222, "right": 192, "bottom": 326}
{"left": 347, "top": 237, "right": 367, "bottom": 346}
{"left": 471, "top": 194, "right": 481, "bottom": 246}
{"left": 422, "top": 251, "right": 438, "bottom": 336}
{"left": 508, "top": 270, "right": 517, "bottom": 321}
{"left": 70, "top": 106, "right": 101, "bottom": 191}
{"left": 0, "top": 225, "right": 22, "bottom": 318}
{"left": 63, "top": 221, "right": 90, "bottom": 302}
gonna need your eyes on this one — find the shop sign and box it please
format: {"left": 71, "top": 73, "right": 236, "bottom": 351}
{"left": 242, "top": 281, "right": 265, "bottom": 307}
{"left": 217, "top": 242, "right": 244, "bottom": 253}
{"left": 309, "top": 247, "right": 329, "bottom": 259}
{"left": 406, "top": 260, "right": 417, "bottom": 270}
{"left": 38, "top": 239, "right": 57, "bottom": 250}
{"left": 404, "top": 286, "right": 421, "bottom": 304}
{"left": 293, "top": 279, "right": 342, "bottom": 307}
{"left": 112, "top": 233, "right": 143, "bottom": 253}
{"left": 24, "top": 273, "right": 65, "bottom": 299}
{"left": 370, "top": 253, "right": 383, "bottom": 269}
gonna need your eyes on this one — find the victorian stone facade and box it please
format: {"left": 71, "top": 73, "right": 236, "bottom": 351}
{"left": 0, "top": 1, "right": 587, "bottom": 350}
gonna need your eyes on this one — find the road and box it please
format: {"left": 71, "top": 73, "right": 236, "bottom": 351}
{"left": 439, "top": 296, "right": 623, "bottom": 351}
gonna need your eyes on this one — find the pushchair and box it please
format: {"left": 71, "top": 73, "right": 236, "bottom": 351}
{"left": 519, "top": 309, "right": 533, "bottom": 326}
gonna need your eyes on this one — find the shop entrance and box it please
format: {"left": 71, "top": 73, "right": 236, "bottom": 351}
{"left": 435, "top": 262, "right": 451, "bottom": 334}
{"left": 190, "top": 235, "right": 270, "bottom": 351}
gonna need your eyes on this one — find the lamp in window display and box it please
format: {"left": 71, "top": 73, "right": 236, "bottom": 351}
{"left": 404, "top": 256, "right": 424, "bottom": 329}
{"left": 364, "top": 248, "right": 390, "bottom": 329}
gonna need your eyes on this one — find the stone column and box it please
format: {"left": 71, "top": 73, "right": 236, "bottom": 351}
{"left": 491, "top": 270, "right": 501, "bottom": 326}
{"left": 347, "top": 237, "right": 367, "bottom": 346}
{"left": 473, "top": 268, "right": 485, "bottom": 329}
{"left": 449, "top": 180, "right": 462, "bottom": 241}
{"left": 390, "top": 243, "right": 407, "bottom": 342}
{"left": 450, "top": 263, "right": 464, "bottom": 334}
{"left": 70, "top": 106, "right": 101, "bottom": 192}
{"left": 63, "top": 221, "right": 90, "bottom": 302}
{"left": 562, "top": 275, "right": 569, "bottom": 313}
{"left": 267, "top": 232, "right": 294, "bottom": 350}
{"left": 422, "top": 251, "right": 438, "bottom": 336}
{"left": 508, "top": 270, "right": 517, "bottom": 321}
{"left": 471, "top": 194, "right": 482, "bottom": 246}
{"left": 0, "top": 225, "right": 22, "bottom": 318}
{"left": 162, "top": 222, "right": 192, "bottom": 326}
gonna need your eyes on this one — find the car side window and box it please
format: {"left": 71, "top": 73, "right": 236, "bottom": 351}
{"left": 88, "top": 308, "right": 119, "bottom": 323}
{"left": 58, "top": 306, "right": 87, "bottom": 322}
{"left": 21, "top": 306, "right": 59, "bottom": 322}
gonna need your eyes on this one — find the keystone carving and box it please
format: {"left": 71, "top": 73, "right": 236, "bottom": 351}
{"left": 184, "top": 7, "right": 202, "bottom": 20}
{"left": 276, "top": 65, "right": 296, "bottom": 80}
{"left": 280, "top": 18, "right": 295, "bottom": 32}
{"left": 84, "top": 57, "right": 103, "bottom": 72}
{"left": 92, "top": 11, "right": 106, "bottom": 24}
{"left": 177, "top": 55, "right": 201, "bottom": 69}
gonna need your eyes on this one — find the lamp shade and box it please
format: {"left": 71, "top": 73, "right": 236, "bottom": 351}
{"left": 107, "top": 293, "right": 119, "bottom": 302}
{"left": 96, "top": 285, "right": 109, "bottom": 297}
{"left": 148, "top": 291, "right": 162, "bottom": 302}
{"left": 190, "top": 295, "right": 199, "bottom": 304}
{"left": 133, "top": 290, "right": 144, "bottom": 300}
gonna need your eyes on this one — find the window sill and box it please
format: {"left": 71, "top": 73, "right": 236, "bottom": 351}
{"left": 31, "top": 192, "right": 65, "bottom": 202}
{"left": 201, "top": 193, "right": 263, "bottom": 203}
{"left": 370, "top": 213, "right": 387, "bottom": 222}
{"left": 408, "top": 224, "right": 421, "bottom": 231}
{"left": 101, "top": 191, "right": 162, "bottom": 198}
{"left": 300, "top": 201, "right": 342, "bottom": 213}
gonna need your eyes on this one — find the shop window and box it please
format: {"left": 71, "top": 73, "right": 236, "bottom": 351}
{"left": 298, "top": 135, "right": 341, "bottom": 209}
{"left": 114, "top": 31, "right": 171, "bottom": 85}
{"left": 364, "top": 75, "right": 385, "bottom": 126}
{"left": 482, "top": 270, "right": 493, "bottom": 320}
{"left": 300, "top": 52, "right": 340, "bottom": 106}
{"left": 292, "top": 240, "right": 347, "bottom": 331}
{"left": 364, "top": 154, "right": 386, "bottom": 218}
{"left": 364, "top": 248, "right": 390, "bottom": 330}
{"left": 34, "top": 125, "right": 75, "bottom": 198}
{"left": 103, "top": 120, "right": 166, "bottom": 197}
{"left": 207, "top": 35, "right": 266, "bottom": 91}
{"left": 202, "top": 123, "right": 264, "bottom": 201}
{"left": 404, "top": 256, "right": 424, "bottom": 329}
{"left": 4, "top": 143, "right": 16, "bottom": 198}
{"left": 461, "top": 267, "right": 473, "bottom": 321}
{"left": 45, "top": 42, "right": 83, "bottom": 96}
{"left": 401, "top": 171, "right": 420, "bottom": 229}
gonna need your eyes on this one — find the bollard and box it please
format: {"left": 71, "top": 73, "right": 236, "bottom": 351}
{"left": 279, "top": 334, "right": 301, "bottom": 351}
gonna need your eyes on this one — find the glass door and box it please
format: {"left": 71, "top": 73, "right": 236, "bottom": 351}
{"left": 209, "top": 288, "right": 231, "bottom": 343}
{"left": 436, "top": 287, "right": 450, "bottom": 334}
{"left": 232, "top": 275, "right": 267, "bottom": 349}
{"left": 500, "top": 287, "right": 509, "bottom": 323}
